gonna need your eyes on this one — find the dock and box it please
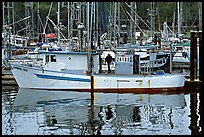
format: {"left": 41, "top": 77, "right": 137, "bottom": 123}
{"left": 2, "top": 73, "right": 17, "bottom": 85}
{"left": 184, "top": 79, "right": 202, "bottom": 93}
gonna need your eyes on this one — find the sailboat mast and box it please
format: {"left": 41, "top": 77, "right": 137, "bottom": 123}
{"left": 96, "top": 2, "right": 99, "bottom": 49}
{"left": 198, "top": 2, "right": 202, "bottom": 31}
{"left": 12, "top": 2, "right": 15, "bottom": 35}
{"left": 172, "top": 11, "right": 175, "bottom": 37}
{"left": 87, "top": 2, "right": 91, "bottom": 74}
{"left": 57, "top": 2, "right": 60, "bottom": 45}
{"left": 67, "top": 2, "right": 70, "bottom": 40}
{"left": 3, "top": 2, "right": 5, "bottom": 33}
{"left": 177, "top": 2, "right": 182, "bottom": 36}
{"left": 130, "top": 2, "right": 133, "bottom": 43}
{"left": 114, "top": 2, "right": 117, "bottom": 47}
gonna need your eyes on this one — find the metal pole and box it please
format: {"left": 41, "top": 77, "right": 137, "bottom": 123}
{"left": 172, "top": 11, "right": 175, "bottom": 37}
{"left": 117, "top": 2, "right": 120, "bottom": 47}
{"left": 134, "top": 2, "right": 137, "bottom": 44}
{"left": 7, "top": 2, "right": 11, "bottom": 59}
{"left": 12, "top": 2, "right": 15, "bottom": 35}
{"left": 180, "top": 2, "right": 183, "bottom": 34}
{"left": 130, "top": 2, "right": 133, "bottom": 43}
{"left": 87, "top": 2, "right": 90, "bottom": 73}
{"left": 177, "top": 2, "right": 181, "bottom": 36}
{"left": 96, "top": 2, "right": 99, "bottom": 49}
{"left": 31, "top": 2, "right": 34, "bottom": 37}
{"left": 37, "top": 2, "right": 40, "bottom": 41}
{"left": 3, "top": 2, "right": 5, "bottom": 33}
{"left": 109, "top": 2, "right": 112, "bottom": 43}
{"left": 152, "top": 2, "right": 155, "bottom": 37}
{"left": 67, "top": 2, "right": 70, "bottom": 39}
{"left": 58, "top": 2, "right": 60, "bottom": 45}
{"left": 198, "top": 2, "right": 202, "bottom": 31}
{"left": 114, "top": 2, "right": 117, "bottom": 47}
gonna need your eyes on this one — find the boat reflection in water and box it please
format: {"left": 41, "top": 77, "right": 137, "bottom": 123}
{"left": 11, "top": 88, "right": 189, "bottom": 135}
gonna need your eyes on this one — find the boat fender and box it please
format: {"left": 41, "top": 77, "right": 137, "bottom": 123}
{"left": 83, "top": 70, "right": 87, "bottom": 74}
{"left": 156, "top": 70, "right": 165, "bottom": 75}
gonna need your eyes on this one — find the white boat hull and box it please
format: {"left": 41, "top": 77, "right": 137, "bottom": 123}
{"left": 11, "top": 63, "right": 185, "bottom": 92}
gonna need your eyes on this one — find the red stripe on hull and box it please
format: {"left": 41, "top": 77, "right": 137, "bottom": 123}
{"left": 30, "top": 87, "right": 184, "bottom": 94}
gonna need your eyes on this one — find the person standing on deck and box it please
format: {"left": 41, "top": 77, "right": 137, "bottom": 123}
{"left": 105, "top": 54, "right": 113, "bottom": 73}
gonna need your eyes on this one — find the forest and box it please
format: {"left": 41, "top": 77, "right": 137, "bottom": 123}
{"left": 2, "top": 2, "right": 201, "bottom": 38}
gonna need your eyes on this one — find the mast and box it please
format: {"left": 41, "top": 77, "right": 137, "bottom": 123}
{"left": 172, "top": 11, "right": 175, "bottom": 37}
{"left": 113, "top": 2, "right": 117, "bottom": 47}
{"left": 37, "top": 2, "right": 40, "bottom": 41}
{"left": 3, "top": 2, "right": 5, "bottom": 33}
{"left": 198, "top": 2, "right": 202, "bottom": 31}
{"left": 134, "top": 2, "right": 138, "bottom": 44}
{"left": 7, "top": 2, "right": 11, "bottom": 59}
{"left": 96, "top": 2, "right": 99, "bottom": 49}
{"left": 180, "top": 2, "right": 183, "bottom": 34}
{"left": 67, "top": 2, "right": 70, "bottom": 40}
{"left": 12, "top": 2, "right": 15, "bottom": 35}
{"left": 117, "top": 2, "right": 120, "bottom": 47}
{"left": 87, "top": 2, "right": 91, "bottom": 74}
{"left": 147, "top": 2, "right": 155, "bottom": 40}
{"left": 130, "top": 2, "right": 133, "bottom": 43}
{"left": 57, "top": 2, "right": 61, "bottom": 45}
{"left": 177, "top": 2, "right": 181, "bottom": 36}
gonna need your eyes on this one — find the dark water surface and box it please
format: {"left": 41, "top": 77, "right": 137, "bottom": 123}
{"left": 2, "top": 85, "right": 202, "bottom": 135}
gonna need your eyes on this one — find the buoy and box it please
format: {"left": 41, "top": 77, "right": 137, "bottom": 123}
{"left": 83, "top": 70, "right": 87, "bottom": 74}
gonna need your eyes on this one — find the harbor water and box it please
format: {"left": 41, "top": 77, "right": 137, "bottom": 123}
{"left": 2, "top": 84, "right": 202, "bottom": 135}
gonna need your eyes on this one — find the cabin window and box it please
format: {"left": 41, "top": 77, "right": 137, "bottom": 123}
{"left": 176, "top": 47, "right": 183, "bottom": 50}
{"left": 45, "top": 55, "right": 49, "bottom": 62}
{"left": 51, "top": 55, "right": 57, "bottom": 62}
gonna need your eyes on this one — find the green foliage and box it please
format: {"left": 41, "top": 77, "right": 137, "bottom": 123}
{"left": 3, "top": 2, "right": 200, "bottom": 35}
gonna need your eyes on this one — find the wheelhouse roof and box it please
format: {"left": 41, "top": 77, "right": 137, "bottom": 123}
{"left": 37, "top": 50, "right": 100, "bottom": 55}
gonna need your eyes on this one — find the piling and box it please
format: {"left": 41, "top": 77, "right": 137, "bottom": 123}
{"left": 90, "top": 75, "right": 94, "bottom": 104}
{"left": 190, "top": 31, "right": 202, "bottom": 81}
{"left": 188, "top": 93, "right": 200, "bottom": 135}
{"left": 188, "top": 31, "right": 203, "bottom": 135}
{"left": 198, "top": 31, "right": 203, "bottom": 135}
{"left": 199, "top": 31, "right": 202, "bottom": 81}
{"left": 184, "top": 31, "right": 202, "bottom": 92}
{"left": 190, "top": 31, "right": 197, "bottom": 81}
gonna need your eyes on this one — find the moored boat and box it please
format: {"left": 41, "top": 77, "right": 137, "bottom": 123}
{"left": 10, "top": 50, "right": 185, "bottom": 92}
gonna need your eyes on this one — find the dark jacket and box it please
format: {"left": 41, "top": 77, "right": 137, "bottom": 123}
{"left": 105, "top": 55, "right": 112, "bottom": 63}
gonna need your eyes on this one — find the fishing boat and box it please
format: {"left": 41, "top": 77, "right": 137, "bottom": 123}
{"left": 9, "top": 2, "right": 185, "bottom": 92}
{"left": 10, "top": 49, "right": 185, "bottom": 92}
{"left": 99, "top": 37, "right": 169, "bottom": 73}
{"left": 171, "top": 39, "right": 190, "bottom": 68}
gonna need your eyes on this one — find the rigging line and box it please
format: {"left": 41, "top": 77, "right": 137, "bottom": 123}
{"left": 124, "top": 2, "right": 155, "bottom": 34}
{"left": 43, "top": 2, "right": 53, "bottom": 35}
{"left": 164, "top": 22, "right": 175, "bottom": 37}
{"left": 47, "top": 23, "right": 52, "bottom": 33}
{"left": 4, "top": 16, "right": 31, "bottom": 27}
{"left": 124, "top": 2, "right": 163, "bottom": 41}
{"left": 190, "top": 13, "right": 199, "bottom": 27}
{"left": 121, "top": 4, "right": 146, "bottom": 37}
{"left": 12, "top": 14, "right": 24, "bottom": 30}
{"left": 47, "top": 17, "right": 69, "bottom": 43}
{"left": 38, "top": 14, "right": 44, "bottom": 31}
